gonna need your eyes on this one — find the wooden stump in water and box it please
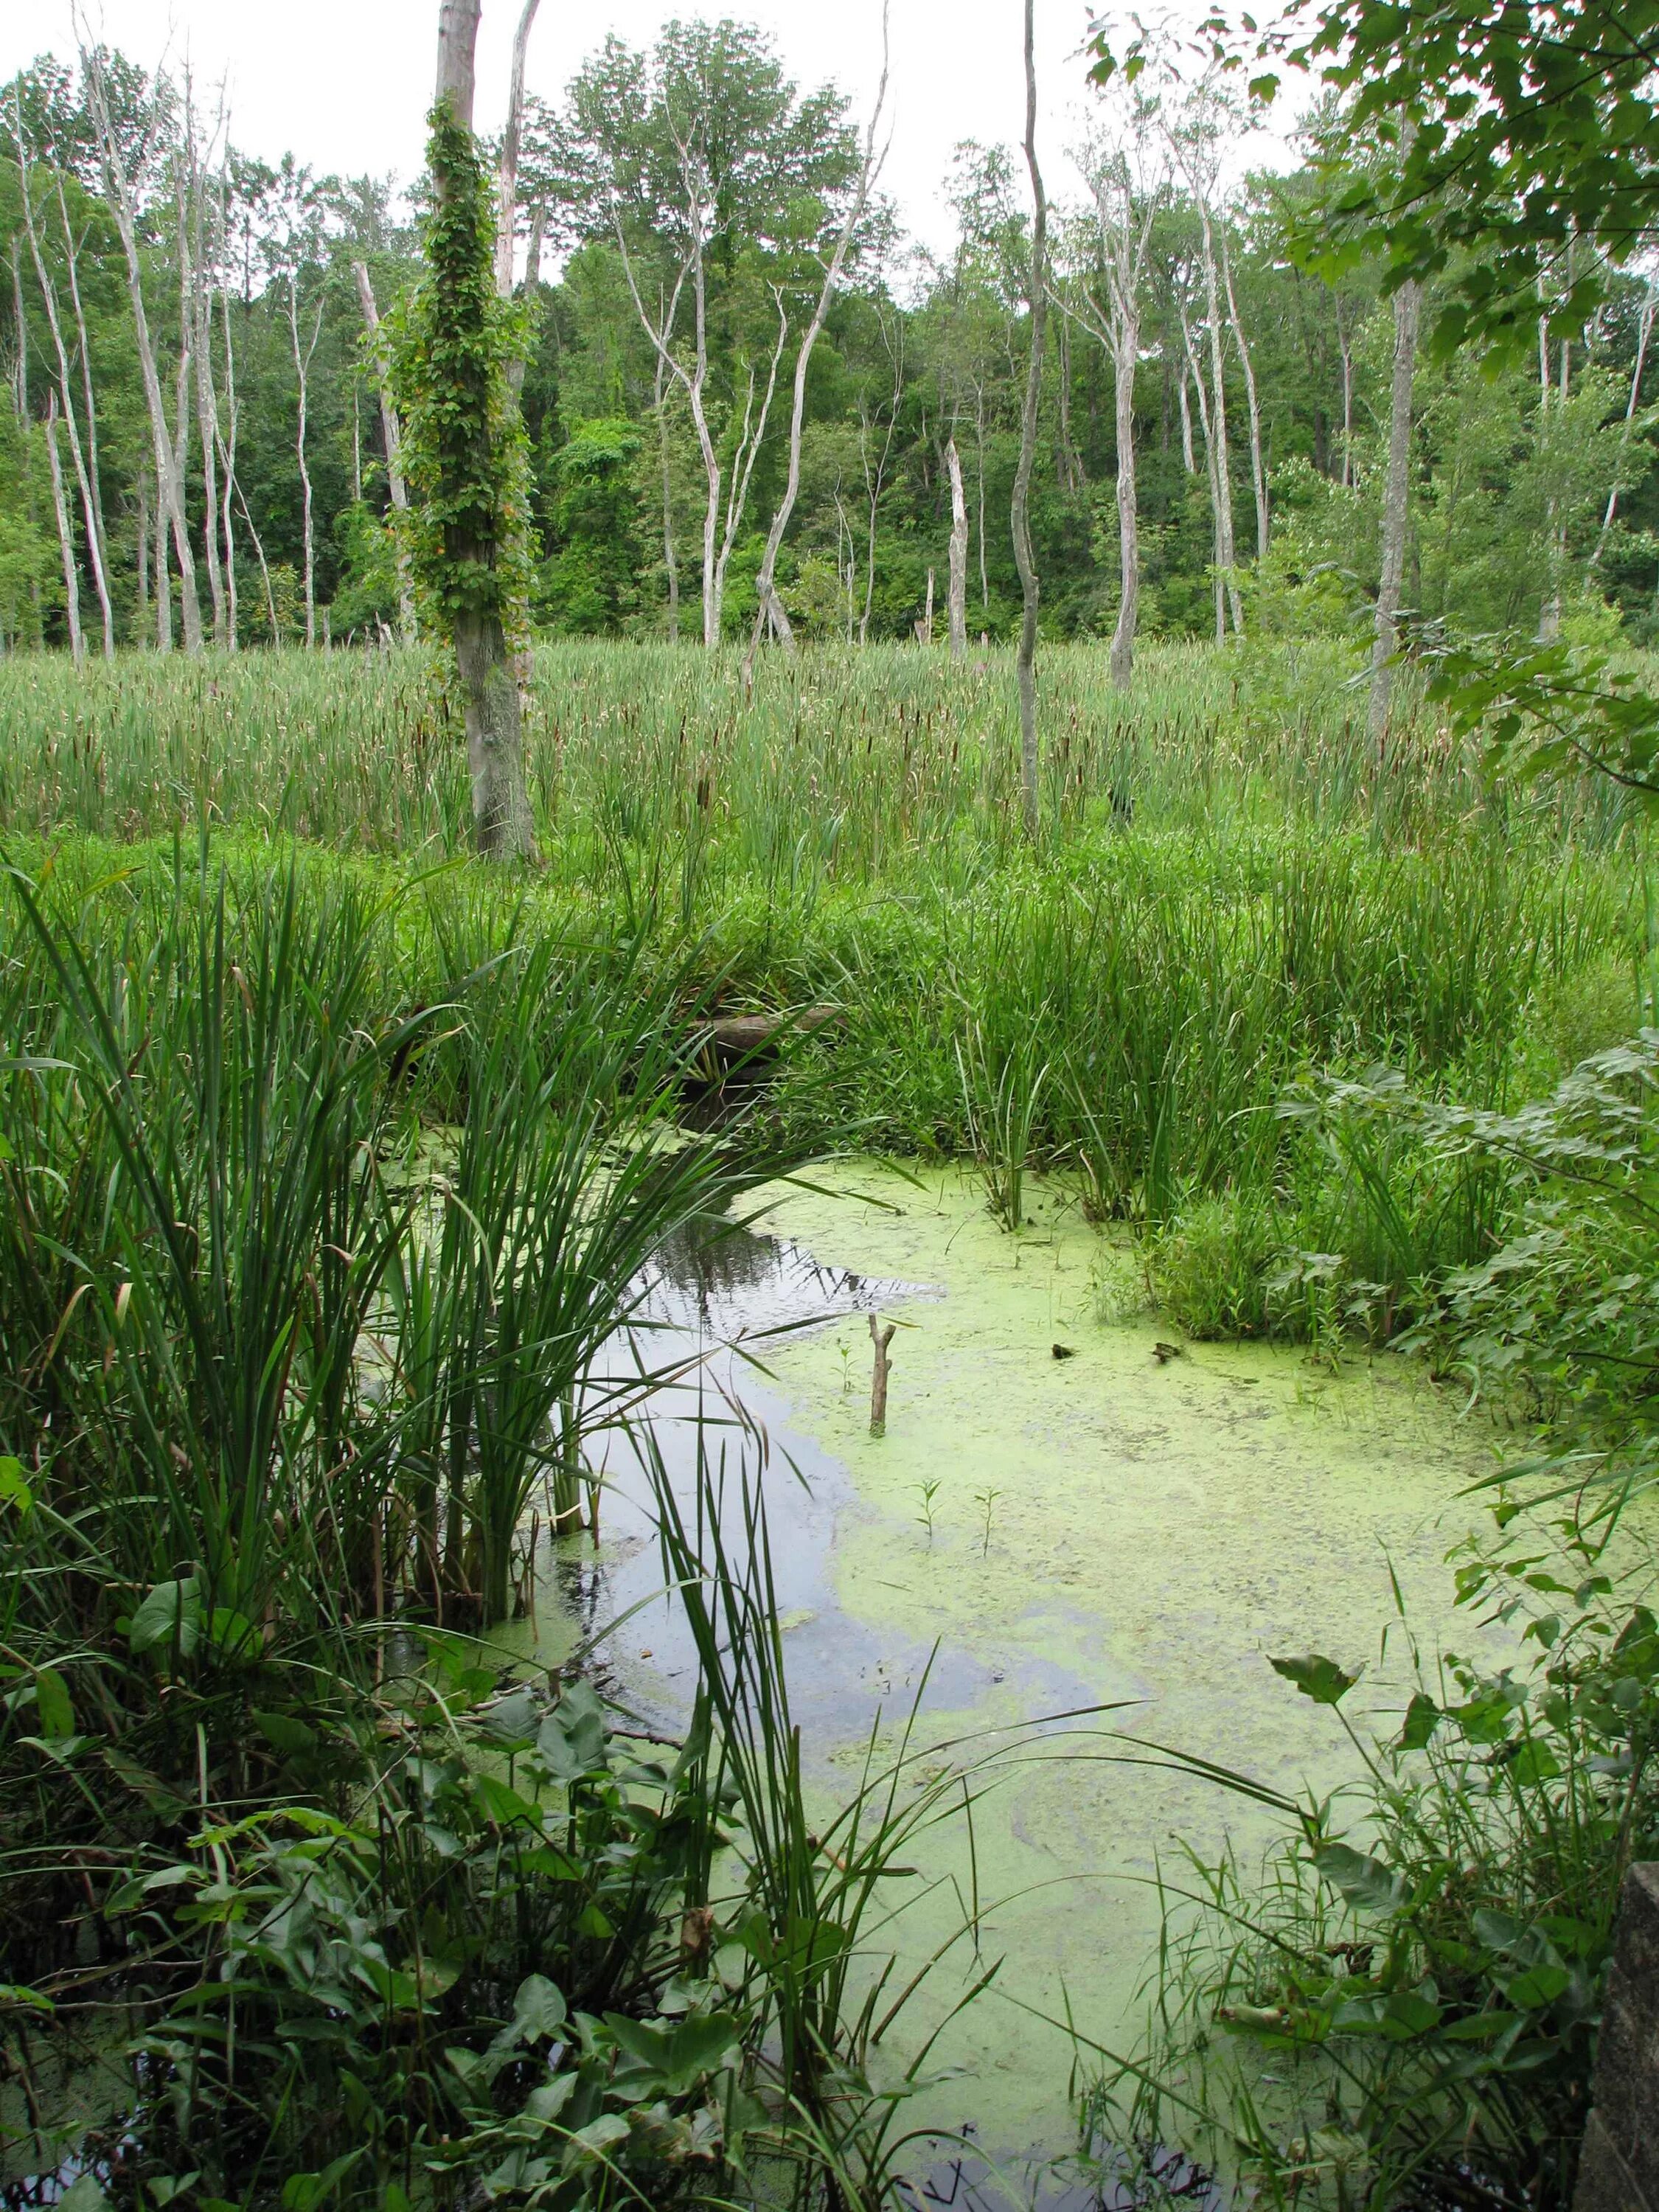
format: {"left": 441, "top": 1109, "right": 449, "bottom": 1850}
{"left": 869, "top": 1313, "right": 896, "bottom": 1437}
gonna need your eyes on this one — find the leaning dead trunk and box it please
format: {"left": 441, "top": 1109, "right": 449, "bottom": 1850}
{"left": 1010, "top": 0, "right": 1048, "bottom": 843}
{"left": 1368, "top": 276, "right": 1419, "bottom": 743}
{"left": 945, "top": 434, "right": 968, "bottom": 661}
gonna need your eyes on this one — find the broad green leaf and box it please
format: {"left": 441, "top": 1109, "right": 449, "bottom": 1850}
{"left": 281, "top": 2149, "right": 364, "bottom": 2212}
{"left": 538, "top": 1678, "right": 608, "bottom": 1778}
{"left": 129, "top": 1577, "right": 202, "bottom": 1658}
{"left": 481, "top": 1687, "right": 540, "bottom": 1742}
{"left": 251, "top": 1711, "right": 319, "bottom": 1756}
{"left": 34, "top": 1667, "right": 74, "bottom": 1739}
{"left": 498, "top": 1972, "right": 566, "bottom": 2048}
{"left": 1314, "top": 1843, "right": 1408, "bottom": 1915}
{"left": 58, "top": 2180, "right": 111, "bottom": 2212}
{"left": 1380, "top": 1989, "right": 1442, "bottom": 2038}
{"left": 0, "top": 1983, "right": 55, "bottom": 2013}
{"left": 1397, "top": 1691, "right": 1440, "bottom": 1751}
{"left": 0, "top": 1457, "right": 33, "bottom": 1514}
{"left": 1271, "top": 1652, "right": 1357, "bottom": 1705}
{"left": 1505, "top": 1962, "right": 1571, "bottom": 2009}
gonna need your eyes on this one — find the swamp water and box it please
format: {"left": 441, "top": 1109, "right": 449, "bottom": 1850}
{"left": 499, "top": 1161, "right": 1509, "bottom": 2186}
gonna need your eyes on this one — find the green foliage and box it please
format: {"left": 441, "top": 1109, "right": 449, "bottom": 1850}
{"left": 387, "top": 105, "right": 535, "bottom": 642}
{"left": 535, "top": 416, "right": 645, "bottom": 634}
{"left": 1273, "top": 0, "right": 1659, "bottom": 359}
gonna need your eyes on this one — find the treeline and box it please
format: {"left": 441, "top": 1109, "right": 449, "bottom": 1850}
{"left": 1, "top": 20, "right": 1656, "bottom": 661}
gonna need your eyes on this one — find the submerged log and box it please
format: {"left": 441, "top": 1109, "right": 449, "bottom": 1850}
{"left": 701, "top": 1004, "right": 841, "bottom": 1060}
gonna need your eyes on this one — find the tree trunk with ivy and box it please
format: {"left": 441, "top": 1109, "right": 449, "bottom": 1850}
{"left": 400, "top": 0, "right": 535, "bottom": 862}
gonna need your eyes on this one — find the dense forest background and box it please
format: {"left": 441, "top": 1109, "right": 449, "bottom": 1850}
{"left": 1, "top": 18, "right": 1655, "bottom": 658}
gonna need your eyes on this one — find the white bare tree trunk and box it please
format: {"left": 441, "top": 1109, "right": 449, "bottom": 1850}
{"left": 1592, "top": 289, "right": 1655, "bottom": 568}
{"left": 44, "top": 397, "right": 85, "bottom": 665}
{"left": 1194, "top": 202, "right": 1242, "bottom": 634}
{"left": 11, "top": 119, "right": 116, "bottom": 656}
{"left": 946, "top": 434, "right": 968, "bottom": 660}
{"left": 155, "top": 460, "right": 172, "bottom": 650}
{"left": 287, "top": 271, "right": 321, "bottom": 647}
{"left": 1368, "top": 277, "right": 1419, "bottom": 743}
{"left": 1178, "top": 367, "right": 1196, "bottom": 474}
{"left": 1109, "top": 326, "right": 1141, "bottom": 688}
{"left": 1010, "top": 0, "right": 1047, "bottom": 841}
{"left": 217, "top": 272, "right": 240, "bottom": 646}
{"left": 185, "top": 143, "right": 229, "bottom": 646}
{"left": 495, "top": 0, "right": 543, "bottom": 295}
{"left": 1180, "top": 307, "right": 1226, "bottom": 642}
{"left": 1219, "top": 228, "right": 1268, "bottom": 558}
{"left": 83, "top": 43, "right": 204, "bottom": 651}
{"left": 55, "top": 173, "right": 114, "bottom": 646}
{"left": 745, "top": 13, "right": 889, "bottom": 682}
{"left": 1335, "top": 292, "right": 1354, "bottom": 487}
{"left": 352, "top": 261, "right": 417, "bottom": 641}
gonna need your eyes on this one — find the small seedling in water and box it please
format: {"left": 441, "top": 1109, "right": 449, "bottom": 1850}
{"left": 914, "top": 1478, "right": 942, "bottom": 1544}
{"left": 974, "top": 1486, "right": 1002, "bottom": 1558}
{"left": 836, "top": 1337, "right": 853, "bottom": 1394}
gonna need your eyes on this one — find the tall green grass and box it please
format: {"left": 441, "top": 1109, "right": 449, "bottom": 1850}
{"left": 0, "top": 638, "right": 1640, "bottom": 871}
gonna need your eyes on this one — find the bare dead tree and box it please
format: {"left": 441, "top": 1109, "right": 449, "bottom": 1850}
{"left": 744, "top": 5, "right": 891, "bottom": 686}
{"left": 858, "top": 307, "right": 905, "bottom": 643}
{"left": 604, "top": 106, "right": 785, "bottom": 646}
{"left": 80, "top": 29, "right": 204, "bottom": 650}
{"left": 1011, "top": 0, "right": 1048, "bottom": 841}
{"left": 352, "top": 260, "right": 417, "bottom": 639}
{"left": 1219, "top": 226, "right": 1268, "bottom": 558}
{"left": 9, "top": 91, "right": 115, "bottom": 655}
{"left": 1591, "top": 279, "right": 1656, "bottom": 569}
{"left": 1069, "top": 108, "right": 1164, "bottom": 689}
{"left": 1369, "top": 276, "right": 1420, "bottom": 742}
{"left": 181, "top": 83, "right": 229, "bottom": 644}
{"left": 945, "top": 434, "right": 968, "bottom": 659}
{"left": 286, "top": 268, "right": 324, "bottom": 646}
{"left": 44, "top": 394, "right": 84, "bottom": 664}
{"left": 495, "top": 0, "right": 543, "bottom": 296}
{"left": 1168, "top": 89, "right": 1243, "bottom": 636}
{"left": 651, "top": 316, "right": 679, "bottom": 637}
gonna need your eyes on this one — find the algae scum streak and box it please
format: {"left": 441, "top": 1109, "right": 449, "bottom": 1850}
{"left": 509, "top": 1161, "right": 1498, "bottom": 2171}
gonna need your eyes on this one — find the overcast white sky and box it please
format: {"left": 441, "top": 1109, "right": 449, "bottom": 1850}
{"left": 0, "top": 1, "right": 1270, "bottom": 260}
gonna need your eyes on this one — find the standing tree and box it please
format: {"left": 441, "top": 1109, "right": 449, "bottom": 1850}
{"left": 1010, "top": 0, "right": 1048, "bottom": 841}
{"left": 392, "top": 0, "right": 535, "bottom": 859}
{"left": 745, "top": 8, "right": 890, "bottom": 679}
{"left": 945, "top": 432, "right": 968, "bottom": 659}
{"left": 1070, "top": 74, "right": 1166, "bottom": 689}
{"left": 566, "top": 21, "right": 859, "bottom": 646}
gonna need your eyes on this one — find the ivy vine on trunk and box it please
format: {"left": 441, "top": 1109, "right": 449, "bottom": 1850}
{"left": 390, "top": 91, "right": 535, "bottom": 862}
